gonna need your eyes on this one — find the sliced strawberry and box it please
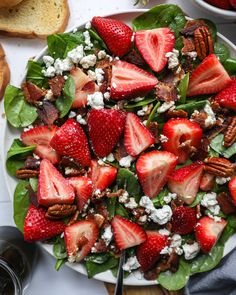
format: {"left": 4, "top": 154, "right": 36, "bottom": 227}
{"left": 111, "top": 215, "right": 146, "bottom": 250}
{"left": 168, "top": 161, "right": 204, "bottom": 204}
{"left": 205, "top": 0, "right": 231, "bottom": 9}
{"left": 91, "top": 16, "right": 133, "bottom": 57}
{"left": 21, "top": 125, "right": 60, "bottom": 164}
{"left": 200, "top": 172, "right": 215, "bottom": 191}
{"left": 135, "top": 28, "right": 175, "bottom": 73}
{"left": 88, "top": 159, "right": 117, "bottom": 192}
{"left": 136, "top": 151, "right": 177, "bottom": 198}
{"left": 64, "top": 220, "right": 99, "bottom": 262}
{"left": 50, "top": 119, "right": 91, "bottom": 167}
{"left": 195, "top": 216, "right": 227, "bottom": 253}
{"left": 37, "top": 159, "right": 75, "bottom": 207}
{"left": 162, "top": 118, "right": 203, "bottom": 163}
{"left": 171, "top": 206, "right": 198, "bottom": 235}
{"left": 71, "top": 67, "right": 99, "bottom": 108}
{"left": 230, "top": 0, "right": 236, "bottom": 9}
{"left": 229, "top": 175, "right": 236, "bottom": 205}
{"left": 87, "top": 109, "right": 126, "bottom": 158}
{"left": 69, "top": 177, "right": 93, "bottom": 212}
{"left": 136, "top": 231, "right": 168, "bottom": 271}
{"left": 187, "top": 54, "right": 231, "bottom": 97}
{"left": 215, "top": 78, "right": 236, "bottom": 111}
{"left": 124, "top": 113, "right": 155, "bottom": 157}
{"left": 24, "top": 204, "right": 65, "bottom": 241}
{"left": 110, "top": 60, "right": 158, "bottom": 100}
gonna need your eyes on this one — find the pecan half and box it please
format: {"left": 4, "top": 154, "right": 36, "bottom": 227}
{"left": 147, "top": 122, "right": 159, "bottom": 144}
{"left": 46, "top": 204, "right": 77, "bottom": 220}
{"left": 194, "top": 26, "right": 214, "bottom": 60}
{"left": 107, "top": 189, "right": 125, "bottom": 198}
{"left": 16, "top": 169, "right": 39, "bottom": 179}
{"left": 49, "top": 76, "right": 65, "bottom": 97}
{"left": 224, "top": 116, "right": 236, "bottom": 147}
{"left": 181, "top": 37, "right": 195, "bottom": 54}
{"left": 167, "top": 109, "right": 188, "bottom": 118}
{"left": 204, "top": 157, "right": 235, "bottom": 177}
{"left": 22, "top": 81, "right": 46, "bottom": 103}
{"left": 156, "top": 82, "right": 178, "bottom": 102}
{"left": 180, "top": 20, "right": 206, "bottom": 36}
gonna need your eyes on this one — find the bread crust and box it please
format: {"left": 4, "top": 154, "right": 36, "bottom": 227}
{"left": 0, "top": 44, "right": 10, "bottom": 100}
{"left": 0, "top": 0, "right": 23, "bottom": 8}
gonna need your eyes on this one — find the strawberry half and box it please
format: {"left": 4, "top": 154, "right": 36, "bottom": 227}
{"left": 21, "top": 125, "right": 60, "bottom": 164}
{"left": 200, "top": 173, "right": 215, "bottom": 192}
{"left": 69, "top": 177, "right": 93, "bottom": 212}
{"left": 187, "top": 54, "right": 231, "bottom": 97}
{"left": 87, "top": 109, "right": 126, "bottom": 158}
{"left": 71, "top": 67, "right": 99, "bottom": 108}
{"left": 91, "top": 16, "right": 133, "bottom": 57}
{"left": 111, "top": 215, "right": 146, "bottom": 250}
{"left": 88, "top": 159, "right": 117, "bottom": 192}
{"left": 50, "top": 119, "right": 91, "bottom": 167}
{"left": 195, "top": 216, "right": 227, "bottom": 253}
{"left": 162, "top": 118, "right": 203, "bottom": 163}
{"left": 124, "top": 113, "right": 155, "bottom": 156}
{"left": 37, "top": 159, "right": 75, "bottom": 207}
{"left": 110, "top": 60, "right": 158, "bottom": 101}
{"left": 135, "top": 28, "right": 175, "bottom": 73}
{"left": 64, "top": 220, "right": 99, "bottom": 262}
{"left": 136, "top": 231, "right": 168, "bottom": 272}
{"left": 24, "top": 204, "right": 66, "bottom": 241}
{"left": 168, "top": 161, "right": 204, "bottom": 205}
{"left": 229, "top": 175, "right": 236, "bottom": 205}
{"left": 215, "top": 78, "right": 236, "bottom": 111}
{"left": 136, "top": 151, "right": 177, "bottom": 198}
{"left": 171, "top": 206, "right": 198, "bottom": 235}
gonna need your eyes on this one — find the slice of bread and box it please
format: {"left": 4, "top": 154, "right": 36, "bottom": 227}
{"left": 0, "top": 44, "right": 10, "bottom": 100}
{"left": 0, "top": 0, "right": 23, "bottom": 8}
{"left": 0, "top": 0, "right": 69, "bottom": 39}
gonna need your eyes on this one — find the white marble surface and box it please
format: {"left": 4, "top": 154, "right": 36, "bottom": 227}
{"left": 0, "top": 0, "right": 235, "bottom": 294}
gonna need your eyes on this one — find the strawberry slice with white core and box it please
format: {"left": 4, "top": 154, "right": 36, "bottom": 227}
{"left": 187, "top": 54, "right": 231, "bottom": 97}
{"left": 168, "top": 161, "right": 204, "bottom": 205}
{"left": 37, "top": 159, "right": 75, "bottom": 207}
{"left": 195, "top": 216, "right": 227, "bottom": 253}
{"left": 88, "top": 159, "right": 117, "bottom": 192}
{"left": 110, "top": 60, "right": 158, "bottom": 101}
{"left": 229, "top": 176, "right": 236, "bottom": 205}
{"left": 215, "top": 78, "right": 236, "bottom": 111}
{"left": 135, "top": 28, "right": 175, "bottom": 73}
{"left": 64, "top": 220, "right": 99, "bottom": 263}
{"left": 136, "top": 150, "right": 177, "bottom": 198}
{"left": 69, "top": 177, "right": 93, "bottom": 212}
{"left": 21, "top": 125, "right": 60, "bottom": 164}
{"left": 124, "top": 113, "right": 155, "bottom": 156}
{"left": 111, "top": 215, "right": 146, "bottom": 250}
{"left": 71, "top": 67, "right": 99, "bottom": 108}
{"left": 162, "top": 118, "right": 203, "bottom": 163}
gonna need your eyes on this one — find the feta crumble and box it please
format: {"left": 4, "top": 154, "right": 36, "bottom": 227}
{"left": 201, "top": 192, "right": 220, "bottom": 216}
{"left": 157, "top": 101, "right": 175, "bottom": 113}
{"left": 119, "top": 191, "right": 129, "bottom": 204}
{"left": 122, "top": 256, "right": 140, "bottom": 272}
{"left": 101, "top": 226, "right": 113, "bottom": 246}
{"left": 182, "top": 51, "right": 197, "bottom": 60}
{"left": 83, "top": 31, "right": 93, "bottom": 50}
{"left": 182, "top": 242, "right": 200, "bottom": 260}
{"left": 103, "top": 92, "right": 110, "bottom": 100}
{"left": 159, "top": 134, "right": 168, "bottom": 143}
{"left": 80, "top": 54, "right": 97, "bottom": 69}
{"left": 87, "top": 92, "right": 104, "bottom": 109}
{"left": 138, "top": 215, "right": 147, "bottom": 223}
{"left": 85, "top": 21, "right": 92, "bottom": 30}
{"left": 216, "top": 177, "right": 231, "bottom": 185}
{"left": 166, "top": 49, "right": 179, "bottom": 69}
{"left": 137, "top": 105, "right": 148, "bottom": 116}
{"left": 97, "top": 50, "right": 107, "bottom": 60}
{"left": 106, "top": 153, "right": 115, "bottom": 162}
{"left": 125, "top": 197, "right": 138, "bottom": 209}
{"left": 163, "top": 193, "right": 177, "bottom": 204}
{"left": 42, "top": 66, "right": 56, "bottom": 77}
{"left": 43, "top": 55, "right": 54, "bottom": 67}
{"left": 44, "top": 89, "right": 54, "bottom": 101}
{"left": 133, "top": 97, "right": 145, "bottom": 102}
{"left": 67, "top": 45, "right": 84, "bottom": 64}
{"left": 204, "top": 103, "right": 216, "bottom": 127}
{"left": 95, "top": 68, "right": 104, "bottom": 85}
{"left": 119, "top": 155, "right": 135, "bottom": 168}
{"left": 54, "top": 57, "right": 74, "bottom": 75}
{"left": 76, "top": 114, "right": 87, "bottom": 125}
{"left": 158, "top": 229, "right": 170, "bottom": 236}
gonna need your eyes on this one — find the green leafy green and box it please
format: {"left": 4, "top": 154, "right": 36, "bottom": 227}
{"left": 4, "top": 85, "right": 38, "bottom": 128}
{"left": 124, "top": 98, "right": 156, "bottom": 110}
{"left": 152, "top": 188, "right": 170, "bottom": 207}
{"left": 29, "top": 178, "right": 38, "bottom": 192}
{"left": 86, "top": 256, "right": 118, "bottom": 278}
{"left": 146, "top": 101, "right": 160, "bottom": 127}
{"left": 55, "top": 259, "right": 66, "bottom": 271}
{"left": 224, "top": 58, "right": 236, "bottom": 74}
{"left": 88, "top": 29, "right": 107, "bottom": 50}
{"left": 53, "top": 237, "right": 67, "bottom": 259}
{"left": 13, "top": 180, "right": 30, "bottom": 232}
{"left": 210, "top": 134, "right": 236, "bottom": 159}
{"left": 176, "top": 100, "right": 207, "bottom": 112}
{"left": 115, "top": 203, "right": 129, "bottom": 218}
{"left": 107, "top": 197, "right": 117, "bottom": 219}
{"left": 7, "top": 139, "right": 35, "bottom": 159}
{"left": 189, "top": 192, "right": 205, "bottom": 208}
{"left": 26, "top": 60, "right": 48, "bottom": 87}
{"left": 219, "top": 215, "right": 236, "bottom": 244}
{"left": 178, "top": 73, "right": 189, "bottom": 104}
{"left": 85, "top": 253, "right": 110, "bottom": 264}
{"left": 214, "top": 42, "right": 230, "bottom": 63}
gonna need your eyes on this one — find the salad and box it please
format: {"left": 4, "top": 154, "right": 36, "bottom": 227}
{"left": 4, "top": 4, "right": 236, "bottom": 291}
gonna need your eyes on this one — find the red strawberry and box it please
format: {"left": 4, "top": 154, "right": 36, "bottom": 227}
{"left": 24, "top": 204, "right": 65, "bottom": 241}
{"left": 135, "top": 28, "right": 175, "bottom": 73}
{"left": 136, "top": 151, "right": 177, "bottom": 198}
{"left": 50, "top": 119, "right": 91, "bottom": 167}
{"left": 71, "top": 67, "right": 99, "bottom": 108}
{"left": 187, "top": 54, "right": 231, "bottom": 97}
{"left": 200, "top": 173, "right": 215, "bottom": 191}
{"left": 229, "top": 175, "right": 236, "bottom": 205}
{"left": 215, "top": 78, "right": 236, "bottom": 111}
{"left": 205, "top": 0, "right": 231, "bottom": 9}
{"left": 171, "top": 206, "right": 198, "bottom": 235}
{"left": 91, "top": 16, "right": 133, "bottom": 57}
{"left": 111, "top": 215, "right": 146, "bottom": 250}
{"left": 110, "top": 60, "right": 158, "bottom": 101}
{"left": 21, "top": 125, "right": 60, "bottom": 164}
{"left": 69, "top": 177, "right": 93, "bottom": 212}
{"left": 87, "top": 109, "right": 126, "bottom": 158}
{"left": 38, "top": 159, "right": 75, "bottom": 207}
{"left": 230, "top": 0, "right": 236, "bottom": 9}
{"left": 168, "top": 161, "right": 204, "bottom": 205}
{"left": 162, "top": 118, "right": 203, "bottom": 163}
{"left": 136, "top": 231, "right": 168, "bottom": 271}
{"left": 195, "top": 216, "right": 227, "bottom": 253}
{"left": 64, "top": 220, "right": 99, "bottom": 262}
{"left": 124, "top": 113, "right": 155, "bottom": 156}
{"left": 88, "top": 159, "right": 117, "bottom": 192}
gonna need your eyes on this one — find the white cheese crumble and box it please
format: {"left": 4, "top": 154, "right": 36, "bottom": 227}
{"left": 137, "top": 105, "right": 148, "bottom": 116}
{"left": 158, "top": 229, "right": 170, "bottom": 236}
{"left": 159, "top": 134, "right": 168, "bottom": 143}
{"left": 163, "top": 193, "right": 177, "bottom": 204}
{"left": 94, "top": 189, "right": 101, "bottom": 196}
{"left": 119, "top": 191, "right": 129, "bottom": 204}
{"left": 165, "top": 49, "right": 179, "bottom": 69}
{"left": 23, "top": 125, "right": 34, "bottom": 132}
{"left": 97, "top": 50, "right": 107, "bottom": 60}
{"left": 106, "top": 153, "right": 115, "bottom": 162}
{"left": 138, "top": 215, "right": 147, "bottom": 223}
{"left": 201, "top": 192, "right": 220, "bottom": 216}
{"left": 204, "top": 103, "right": 216, "bottom": 127}
{"left": 83, "top": 31, "right": 93, "bottom": 50}
{"left": 122, "top": 256, "right": 140, "bottom": 272}
{"left": 133, "top": 97, "right": 145, "bottom": 102}
{"left": 42, "top": 66, "right": 56, "bottom": 77}
{"left": 67, "top": 45, "right": 84, "bottom": 64}
{"left": 216, "top": 177, "right": 231, "bottom": 185}
{"left": 80, "top": 54, "right": 97, "bottom": 69}
{"left": 157, "top": 101, "right": 175, "bottom": 113}
{"left": 95, "top": 68, "right": 104, "bottom": 85}
{"left": 125, "top": 197, "right": 138, "bottom": 209}
{"left": 160, "top": 234, "right": 183, "bottom": 255}
{"left": 112, "top": 82, "right": 117, "bottom": 89}
{"left": 54, "top": 57, "right": 74, "bottom": 75}
{"left": 76, "top": 114, "right": 87, "bottom": 125}
{"left": 101, "top": 226, "right": 113, "bottom": 246}
{"left": 43, "top": 55, "right": 54, "bottom": 67}
{"left": 68, "top": 111, "right": 77, "bottom": 118}
{"left": 119, "top": 155, "right": 135, "bottom": 168}
{"left": 85, "top": 21, "right": 91, "bottom": 29}
{"left": 182, "top": 242, "right": 200, "bottom": 260}
{"left": 103, "top": 92, "right": 110, "bottom": 100}
{"left": 87, "top": 92, "right": 104, "bottom": 109}
{"left": 182, "top": 51, "right": 197, "bottom": 60}
{"left": 44, "top": 89, "right": 54, "bottom": 101}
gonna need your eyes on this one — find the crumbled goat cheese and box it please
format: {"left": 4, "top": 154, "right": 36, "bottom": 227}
{"left": 87, "top": 92, "right": 104, "bottom": 109}
{"left": 139, "top": 196, "right": 154, "bottom": 213}
{"left": 134, "top": 97, "right": 145, "bottom": 102}
{"left": 119, "top": 191, "right": 129, "bottom": 204}
{"left": 183, "top": 51, "right": 197, "bottom": 60}
{"left": 204, "top": 103, "right": 216, "bottom": 127}
{"left": 171, "top": 234, "right": 182, "bottom": 248}
{"left": 137, "top": 105, "right": 148, "bottom": 116}
{"left": 54, "top": 57, "right": 74, "bottom": 75}
{"left": 23, "top": 125, "right": 34, "bottom": 132}
{"left": 182, "top": 242, "right": 200, "bottom": 260}
{"left": 138, "top": 215, "right": 147, "bottom": 223}
{"left": 216, "top": 177, "right": 231, "bottom": 185}
{"left": 76, "top": 114, "right": 87, "bottom": 125}
{"left": 87, "top": 70, "right": 96, "bottom": 81}
{"left": 165, "top": 49, "right": 179, "bottom": 69}
{"left": 142, "top": 120, "right": 147, "bottom": 126}
{"left": 98, "top": 159, "right": 105, "bottom": 165}
{"left": 163, "top": 193, "right": 177, "bottom": 204}
{"left": 122, "top": 256, "right": 140, "bottom": 272}
{"left": 101, "top": 226, "right": 113, "bottom": 246}
{"left": 159, "top": 134, "right": 168, "bottom": 143}
{"left": 119, "top": 155, "right": 135, "bottom": 168}
{"left": 125, "top": 197, "right": 138, "bottom": 209}
{"left": 95, "top": 68, "right": 104, "bottom": 85}
{"left": 33, "top": 153, "right": 40, "bottom": 160}
{"left": 80, "top": 54, "right": 97, "bottom": 69}
{"left": 103, "top": 92, "right": 110, "bottom": 100}
{"left": 44, "top": 89, "right": 54, "bottom": 101}
{"left": 68, "top": 111, "right": 77, "bottom": 118}
{"left": 160, "top": 234, "right": 183, "bottom": 255}
{"left": 64, "top": 75, "right": 68, "bottom": 80}
{"left": 42, "top": 66, "right": 56, "bottom": 77}
{"left": 85, "top": 21, "right": 91, "bottom": 29}
{"left": 94, "top": 189, "right": 101, "bottom": 196}
{"left": 67, "top": 45, "right": 84, "bottom": 64}
{"left": 97, "top": 50, "right": 107, "bottom": 60}
{"left": 157, "top": 101, "right": 175, "bottom": 113}
{"left": 112, "top": 82, "right": 117, "bottom": 88}
{"left": 201, "top": 192, "right": 220, "bottom": 216}
{"left": 83, "top": 31, "right": 93, "bottom": 50}
{"left": 106, "top": 153, "right": 115, "bottom": 162}
{"left": 43, "top": 55, "right": 54, "bottom": 67}
{"left": 158, "top": 229, "right": 170, "bottom": 236}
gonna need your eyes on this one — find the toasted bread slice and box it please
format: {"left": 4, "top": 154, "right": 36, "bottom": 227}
{"left": 0, "top": 44, "right": 10, "bottom": 99}
{"left": 0, "top": 0, "right": 23, "bottom": 8}
{"left": 0, "top": 0, "right": 69, "bottom": 39}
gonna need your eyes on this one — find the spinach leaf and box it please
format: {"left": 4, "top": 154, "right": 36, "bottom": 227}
{"left": 13, "top": 180, "right": 30, "bottom": 232}
{"left": 115, "top": 203, "right": 129, "bottom": 218}
{"left": 146, "top": 101, "right": 160, "bottom": 127}
{"left": 178, "top": 73, "right": 189, "bottom": 104}
{"left": 56, "top": 76, "right": 76, "bottom": 118}
{"left": 214, "top": 42, "right": 230, "bottom": 63}
{"left": 89, "top": 29, "right": 107, "bottom": 50}
{"left": 124, "top": 97, "right": 156, "bottom": 110}
{"left": 189, "top": 192, "right": 205, "bottom": 208}
{"left": 29, "top": 178, "right": 38, "bottom": 192}
{"left": 55, "top": 259, "right": 66, "bottom": 271}
{"left": 210, "top": 134, "right": 236, "bottom": 158}
{"left": 4, "top": 85, "right": 38, "bottom": 128}
{"left": 107, "top": 197, "right": 117, "bottom": 220}
{"left": 175, "top": 100, "right": 207, "bottom": 112}
{"left": 86, "top": 256, "right": 118, "bottom": 278}
{"left": 208, "top": 147, "right": 219, "bottom": 158}
{"left": 158, "top": 259, "right": 190, "bottom": 291}
{"left": 224, "top": 58, "right": 236, "bottom": 74}
{"left": 26, "top": 60, "right": 48, "bottom": 87}
{"left": 85, "top": 253, "right": 110, "bottom": 264}
{"left": 53, "top": 237, "right": 67, "bottom": 259}
{"left": 152, "top": 188, "right": 170, "bottom": 207}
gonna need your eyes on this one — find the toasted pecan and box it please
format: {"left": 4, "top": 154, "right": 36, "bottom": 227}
{"left": 49, "top": 75, "right": 65, "bottom": 97}
{"left": 224, "top": 116, "right": 236, "bottom": 147}
{"left": 16, "top": 168, "right": 39, "bottom": 179}
{"left": 204, "top": 157, "right": 235, "bottom": 177}
{"left": 181, "top": 37, "right": 195, "bottom": 54}
{"left": 194, "top": 26, "right": 214, "bottom": 60}
{"left": 167, "top": 109, "right": 188, "bottom": 118}
{"left": 46, "top": 204, "right": 77, "bottom": 220}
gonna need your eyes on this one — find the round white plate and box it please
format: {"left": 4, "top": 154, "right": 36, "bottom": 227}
{"left": 2, "top": 9, "right": 236, "bottom": 286}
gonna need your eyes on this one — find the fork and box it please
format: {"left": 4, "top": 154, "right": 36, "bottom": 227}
{"left": 114, "top": 251, "right": 125, "bottom": 295}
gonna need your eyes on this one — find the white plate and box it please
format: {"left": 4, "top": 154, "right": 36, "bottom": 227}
{"left": 2, "top": 9, "right": 236, "bottom": 286}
